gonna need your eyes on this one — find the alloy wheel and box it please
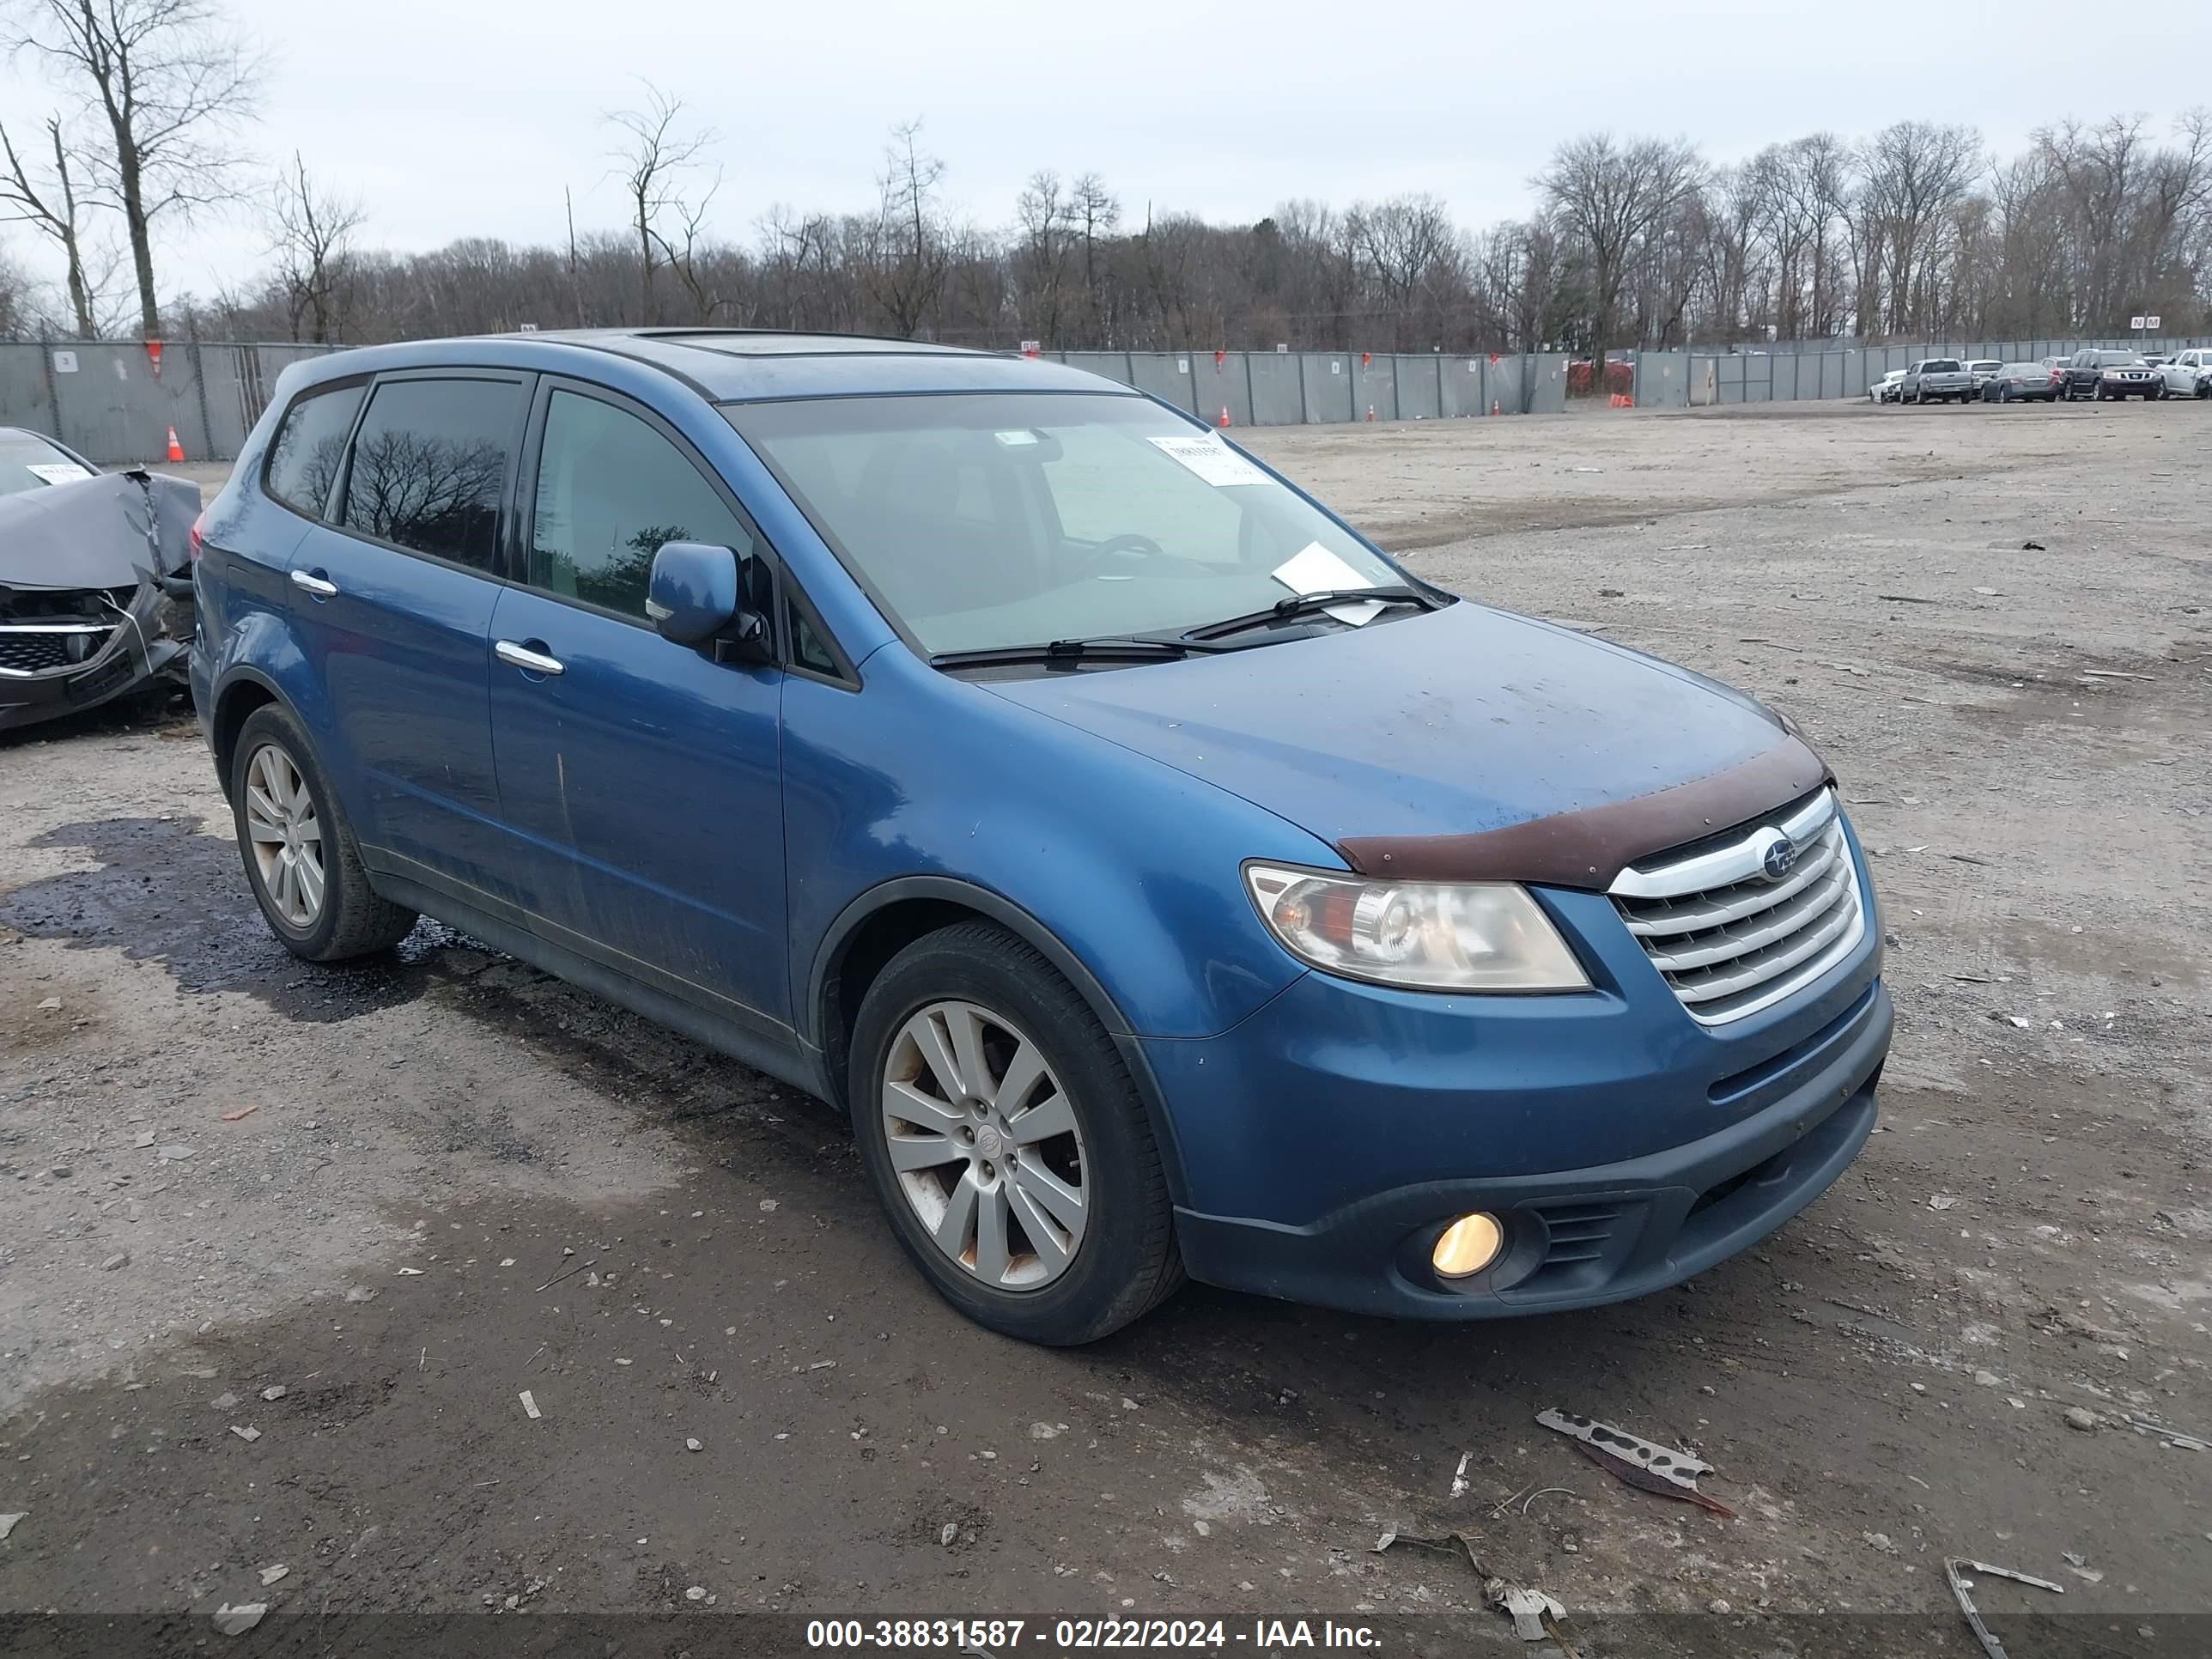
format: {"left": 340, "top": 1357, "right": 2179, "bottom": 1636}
{"left": 880, "top": 999, "right": 1088, "bottom": 1291}
{"left": 242, "top": 743, "right": 325, "bottom": 928}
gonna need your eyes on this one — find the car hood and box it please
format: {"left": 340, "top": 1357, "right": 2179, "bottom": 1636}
{"left": 983, "top": 600, "right": 1813, "bottom": 886}
{"left": 0, "top": 470, "right": 200, "bottom": 592}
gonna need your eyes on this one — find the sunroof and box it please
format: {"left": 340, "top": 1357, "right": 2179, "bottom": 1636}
{"left": 652, "top": 332, "right": 974, "bottom": 358}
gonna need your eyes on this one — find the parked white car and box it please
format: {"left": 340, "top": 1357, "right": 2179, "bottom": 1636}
{"left": 1869, "top": 369, "right": 1906, "bottom": 403}
{"left": 2158, "top": 348, "right": 2212, "bottom": 398}
{"left": 1963, "top": 359, "right": 2005, "bottom": 395}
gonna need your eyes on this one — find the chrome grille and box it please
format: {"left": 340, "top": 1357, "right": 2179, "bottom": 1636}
{"left": 1610, "top": 787, "right": 1864, "bottom": 1025}
{"left": 0, "top": 623, "right": 112, "bottom": 678}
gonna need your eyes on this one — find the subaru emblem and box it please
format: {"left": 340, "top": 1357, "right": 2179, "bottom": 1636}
{"left": 1761, "top": 835, "right": 1796, "bottom": 881}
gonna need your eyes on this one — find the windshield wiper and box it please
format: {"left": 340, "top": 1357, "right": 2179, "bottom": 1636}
{"left": 1181, "top": 585, "right": 1433, "bottom": 643}
{"left": 929, "top": 635, "right": 1205, "bottom": 671}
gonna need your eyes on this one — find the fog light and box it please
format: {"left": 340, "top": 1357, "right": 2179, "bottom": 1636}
{"left": 1431, "top": 1212, "right": 1504, "bottom": 1279}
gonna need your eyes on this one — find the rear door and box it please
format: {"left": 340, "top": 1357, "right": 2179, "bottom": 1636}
{"left": 484, "top": 379, "right": 790, "bottom": 1029}
{"left": 287, "top": 370, "right": 530, "bottom": 885}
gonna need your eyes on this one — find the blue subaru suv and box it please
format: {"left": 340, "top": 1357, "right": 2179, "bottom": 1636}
{"left": 190, "top": 330, "right": 1890, "bottom": 1344}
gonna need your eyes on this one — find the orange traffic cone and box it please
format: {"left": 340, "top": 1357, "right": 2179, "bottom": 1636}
{"left": 1490, "top": 400, "right": 1500, "bottom": 416}
{"left": 1364, "top": 404, "right": 1376, "bottom": 422}
{"left": 1218, "top": 405, "right": 1231, "bottom": 428}
{"left": 165, "top": 426, "right": 185, "bottom": 463}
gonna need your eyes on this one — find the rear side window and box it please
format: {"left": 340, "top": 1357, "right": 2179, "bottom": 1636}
{"left": 264, "top": 382, "right": 364, "bottom": 519}
{"left": 529, "top": 390, "right": 750, "bottom": 619}
{"left": 339, "top": 379, "right": 520, "bottom": 569}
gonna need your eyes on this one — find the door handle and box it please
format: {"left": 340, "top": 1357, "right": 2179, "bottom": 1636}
{"left": 290, "top": 568, "right": 337, "bottom": 598}
{"left": 495, "top": 639, "right": 564, "bottom": 677}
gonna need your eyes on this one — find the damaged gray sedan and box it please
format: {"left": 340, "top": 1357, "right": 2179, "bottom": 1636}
{"left": 0, "top": 427, "right": 201, "bottom": 732}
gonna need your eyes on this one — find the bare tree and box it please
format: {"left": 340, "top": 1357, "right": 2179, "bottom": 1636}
{"left": 604, "top": 82, "right": 717, "bottom": 325}
{"left": 6, "top": 0, "right": 263, "bottom": 337}
{"left": 1536, "top": 132, "right": 1705, "bottom": 363}
{"left": 264, "top": 151, "right": 362, "bottom": 343}
{"left": 862, "top": 119, "right": 951, "bottom": 337}
{"left": 0, "top": 113, "right": 103, "bottom": 334}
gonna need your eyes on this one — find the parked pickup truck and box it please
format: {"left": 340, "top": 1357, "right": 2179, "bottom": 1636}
{"left": 1900, "top": 359, "right": 1974, "bottom": 404}
{"left": 2158, "top": 347, "right": 2212, "bottom": 398}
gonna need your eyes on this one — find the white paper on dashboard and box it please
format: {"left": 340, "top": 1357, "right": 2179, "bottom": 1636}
{"left": 26, "top": 461, "right": 94, "bottom": 484}
{"left": 1320, "top": 599, "right": 1387, "bottom": 626}
{"left": 1147, "top": 433, "right": 1267, "bottom": 487}
{"left": 1271, "top": 541, "right": 1376, "bottom": 597}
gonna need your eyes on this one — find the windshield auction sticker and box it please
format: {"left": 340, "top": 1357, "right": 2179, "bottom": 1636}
{"left": 1147, "top": 433, "right": 1267, "bottom": 487}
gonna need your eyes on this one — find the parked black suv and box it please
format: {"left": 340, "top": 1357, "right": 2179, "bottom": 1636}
{"left": 2057, "top": 349, "right": 2162, "bottom": 401}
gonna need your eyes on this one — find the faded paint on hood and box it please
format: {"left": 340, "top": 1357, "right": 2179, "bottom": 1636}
{"left": 983, "top": 600, "right": 1793, "bottom": 867}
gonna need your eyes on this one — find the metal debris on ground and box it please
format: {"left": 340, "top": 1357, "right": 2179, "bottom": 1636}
{"left": 1486, "top": 1577, "right": 1577, "bottom": 1654}
{"left": 2124, "top": 1415, "right": 2208, "bottom": 1453}
{"left": 1945, "top": 1558, "right": 2063, "bottom": 1659}
{"left": 258, "top": 1564, "right": 289, "bottom": 1586}
{"left": 1535, "top": 1408, "right": 1733, "bottom": 1517}
{"left": 228, "top": 1425, "right": 260, "bottom": 1442}
{"left": 2021, "top": 541, "right": 2045, "bottom": 551}
{"left": 1448, "top": 1451, "right": 1471, "bottom": 1498}
{"left": 535, "top": 1257, "right": 598, "bottom": 1293}
{"left": 685, "top": 1437, "right": 702, "bottom": 1452}
{"left": 1370, "top": 1529, "right": 1486, "bottom": 1576}
{"left": 211, "top": 1602, "right": 267, "bottom": 1635}
{"left": 518, "top": 1390, "right": 542, "bottom": 1420}
{"left": 219, "top": 1105, "right": 259, "bottom": 1121}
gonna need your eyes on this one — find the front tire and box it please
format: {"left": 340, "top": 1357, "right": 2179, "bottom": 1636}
{"left": 849, "top": 921, "right": 1182, "bottom": 1344}
{"left": 228, "top": 703, "right": 417, "bottom": 961}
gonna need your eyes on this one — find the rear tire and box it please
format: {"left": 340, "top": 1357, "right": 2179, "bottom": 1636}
{"left": 228, "top": 703, "right": 417, "bottom": 962}
{"left": 849, "top": 921, "right": 1182, "bottom": 1345}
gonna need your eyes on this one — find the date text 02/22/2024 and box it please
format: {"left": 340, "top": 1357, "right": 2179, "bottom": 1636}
{"left": 805, "top": 1618, "right": 1382, "bottom": 1649}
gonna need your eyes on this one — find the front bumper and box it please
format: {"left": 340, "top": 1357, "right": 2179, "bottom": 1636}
{"left": 0, "top": 581, "right": 187, "bottom": 732}
{"left": 1150, "top": 848, "right": 1890, "bottom": 1320}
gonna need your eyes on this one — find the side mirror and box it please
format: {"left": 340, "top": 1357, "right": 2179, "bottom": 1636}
{"left": 647, "top": 540, "right": 768, "bottom": 659}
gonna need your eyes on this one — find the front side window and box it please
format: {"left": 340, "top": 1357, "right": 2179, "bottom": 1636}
{"left": 339, "top": 378, "right": 520, "bottom": 569}
{"left": 530, "top": 391, "right": 750, "bottom": 619}
{"left": 726, "top": 392, "right": 1402, "bottom": 659}
{"left": 264, "top": 382, "right": 365, "bottom": 519}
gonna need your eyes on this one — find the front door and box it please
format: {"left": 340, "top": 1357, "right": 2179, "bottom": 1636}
{"left": 287, "top": 371, "right": 530, "bottom": 885}
{"left": 486, "top": 381, "right": 788, "bottom": 1029}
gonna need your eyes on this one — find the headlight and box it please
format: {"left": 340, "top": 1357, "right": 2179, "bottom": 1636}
{"left": 1243, "top": 864, "right": 1590, "bottom": 992}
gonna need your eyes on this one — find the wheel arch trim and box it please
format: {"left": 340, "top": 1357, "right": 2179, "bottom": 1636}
{"left": 808, "top": 875, "right": 1194, "bottom": 1209}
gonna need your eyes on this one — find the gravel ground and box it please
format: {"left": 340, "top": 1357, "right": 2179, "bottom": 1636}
{"left": 3, "top": 400, "right": 2207, "bottom": 1652}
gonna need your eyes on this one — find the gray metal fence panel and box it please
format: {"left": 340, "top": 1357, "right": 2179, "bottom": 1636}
{"left": 1392, "top": 356, "right": 1442, "bottom": 419}
{"left": 1350, "top": 354, "right": 1398, "bottom": 421}
{"left": 1633, "top": 351, "right": 1690, "bottom": 409}
{"left": 1191, "top": 351, "right": 1251, "bottom": 428}
{"left": 1438, "top": 356, "right": 1486, "bottom": 416}
{"left": 1486, "top": 354, "right": 1526, "bottom": 414}
{"left": 1125, "top": 352, "right": 1198, "bottom": 413}
{"left": 1059, "top": 350, "right": 1132, "bottom": 388}
{"left": 1301, "top": 353, "right": 1354, "bottom": 422}
{"left": 1714, "top": 355, "right": 1744, "bottom": 404}
{"left": 1528, "top": 354, "right": 1570, "bottom": 414}
{"left": 0, "top": 345, "right": 57, "bottom": 441}
{"left": 1247, "top": 353, "right": 1305, "bottom": 425}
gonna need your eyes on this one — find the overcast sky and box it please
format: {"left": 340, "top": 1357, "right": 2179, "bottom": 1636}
{"left": 5, "top": 0, "right": 2209, "bottom": 303}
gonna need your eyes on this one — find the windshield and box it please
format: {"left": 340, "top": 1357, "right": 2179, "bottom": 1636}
{"left": 2094, "top": 351, "right": 2142, "bottom": 367}
{"left": 726, "top": 392, "right": 1406, "bottom": 658}
{"left": 0, "top": 432, "right": 95, "bottom": 497}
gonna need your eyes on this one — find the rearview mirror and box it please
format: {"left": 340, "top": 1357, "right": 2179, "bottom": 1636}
{"left": 647, "top": 540, "right": 768, "bottom": 659}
